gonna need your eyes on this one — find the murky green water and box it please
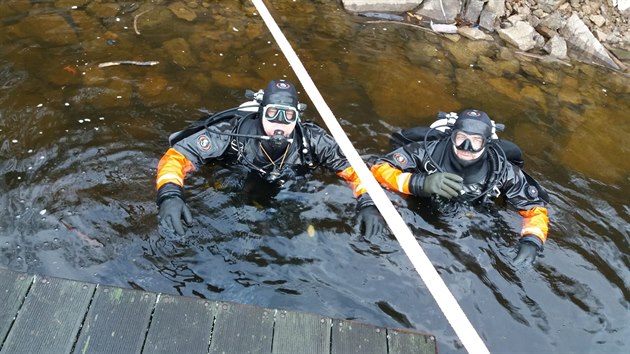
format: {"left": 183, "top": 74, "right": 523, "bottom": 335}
{"left": 1, "top": 1, "right": 628, "bottom": 353}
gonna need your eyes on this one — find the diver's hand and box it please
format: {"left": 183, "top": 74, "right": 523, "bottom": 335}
{"left": 158, "top": 197, "right": 193, "bottom": 236}
{"left": 358, "top": 205, "right": 385, "bottom": 238}
{"left": 423, "top": 172, "right": 463, "bottom": 199}
{"left": 513, "top": 239, "right": 540, "bottom": 266}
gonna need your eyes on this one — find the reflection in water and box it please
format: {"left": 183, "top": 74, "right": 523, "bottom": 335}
{"left": 0, "top": 1, "right": 628, "bottom": 353}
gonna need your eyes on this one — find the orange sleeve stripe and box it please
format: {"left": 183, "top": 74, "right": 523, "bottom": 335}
{"left": 519, "top": 206, "right": 549, "bottom": 243}
{"left": 337, "top": 166, "right": 366, "bottom": 197}
{"left": 156, "top": 148, "right": 195, "bottom": 190}
{"left": 370, "top": 162, "right": 413, "bottom": 194}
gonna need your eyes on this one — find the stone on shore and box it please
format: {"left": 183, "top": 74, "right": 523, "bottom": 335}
{"left": 479, "top": 0, "right": 506, "bottom": 31}
{"left": 543, "top": 35, "right": 568, "bottom": 59}
{"left": 559, "top": 14, "right": 621, "bottom": 70}
{"left": 498, "top": 21, "right": 538, "bottom": 51}
{"left": 342, "top": 0, "right": 418, "bottom": 12}
{"left": 341, "top": 0, "right": 629, "bottom": 71}
{"left": 414, "top": 0, "right": 461, "bottom": 23}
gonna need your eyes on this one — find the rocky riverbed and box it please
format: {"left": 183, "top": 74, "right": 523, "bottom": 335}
{"left": 342, "top": 0, "right": 630, "bottom": 73}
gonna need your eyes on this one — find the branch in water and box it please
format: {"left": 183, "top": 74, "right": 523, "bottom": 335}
{"left": 98, "top": 61, "right": 159, "bottom": 68}
{"left": 134, "top": 8, "right": 152, "bottom": 35}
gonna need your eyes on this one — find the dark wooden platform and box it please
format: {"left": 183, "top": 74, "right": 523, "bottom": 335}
{"left": 0, "top": 267, "right": 436, "bottom": 353}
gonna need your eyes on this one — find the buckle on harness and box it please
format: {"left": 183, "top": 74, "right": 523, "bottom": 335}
{"left": 492, "top": 185, "right": 501, "bottom": 198}
{"left": 424, "top": 160, "right": 438, "bottom": 174}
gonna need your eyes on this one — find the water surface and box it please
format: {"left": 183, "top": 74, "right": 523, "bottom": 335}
{"left": 0, "top": 1, "right": 628, "bottom": 353}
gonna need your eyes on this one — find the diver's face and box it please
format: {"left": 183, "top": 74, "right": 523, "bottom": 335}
{"left": 452, "top": 131, "right": 485, "bottom": 161}
{"left": 261, "top": 104, "right": 298, "bottom": 137}
{"left": 453, "top": 146, "right": 485, "bottom": 161}
{"left": 262, "top": 118, "right": 296, "bottom": 137}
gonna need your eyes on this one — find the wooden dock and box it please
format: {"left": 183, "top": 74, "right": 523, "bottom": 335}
{"left": 0, "top": 267, "right": 437, "bottom": 353}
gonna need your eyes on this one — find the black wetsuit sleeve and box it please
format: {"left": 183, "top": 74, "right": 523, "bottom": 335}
{"left": 302, "top": 123, "right": 352, "bottom": 172}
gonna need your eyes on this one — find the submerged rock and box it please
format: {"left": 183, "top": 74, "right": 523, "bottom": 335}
{"left": 458, "top": 26, "right": 493, "bottom": 41}
{"left": 86, "top": 2, "right": 121, "bottom": 18}
{"left": 137, "top": 75, "right": 169, "bottom": 97}
{"left": 7, "top": 14, "right": 79, "bottom": 46}
{"left": 168, "top": 2, "right": 197, "bottom": 22}
{"left": 162, "top": 38, "right": 197, "bottom": 68}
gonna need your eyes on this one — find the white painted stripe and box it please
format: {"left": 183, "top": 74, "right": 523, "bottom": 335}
{"left": 521, "top": 227, "right": 544, "bottom": 238}
{"left": 397, "top": 172, "right": 412, "bottom": 193}
{"left": 250, "top": 1, "right": 490, "bottom": 353}
{"left": 156, "top": 174, "right": 183, "bottom": 186}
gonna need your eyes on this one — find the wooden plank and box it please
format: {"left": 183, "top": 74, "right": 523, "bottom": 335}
{"left": 272, "top": 310, "right": 331, "bottom": 354}
{"left": 1, "top": 276, "right": 95, "bottom": 354}
{"left": 73, "top": 286, "right": 156, "bottom": 354}
{"left": 0, "top": 269, "right": 439, "bottom": 354}
{"left": 209, "top": 301, "right": 273, "bottom": 353}
{"left": 0, "top": 269, "right": 33, "bottom": 343}
{"left": 331, "top": 319, "right": 387, "bottom": 354}
{"left": 388, "top": 328, "right": 437, "bottom": 354}
{"left": 143, "top": 294, "right": 214, "bottom": 354}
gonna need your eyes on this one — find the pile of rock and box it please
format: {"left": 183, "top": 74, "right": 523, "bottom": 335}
{"left": 342, "top": 0, "right": 629, "bottom": 72}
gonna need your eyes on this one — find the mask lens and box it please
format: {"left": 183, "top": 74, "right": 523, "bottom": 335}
{"left": 284, "top": 109, "right": 296, "bottom": 122}
{"left": 263, "top": 104, "right": 299, "bottom": 124}
{"left": 265, "top": 106, "right": 279, "bottom": 119}
{"left": 452, "top": 131, "right": 485, "bottom": 152}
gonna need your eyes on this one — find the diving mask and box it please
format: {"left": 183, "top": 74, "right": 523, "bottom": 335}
{"left": 451, "top": 130, "right": 486, "bottom": 153}
{"left": 262, "top": 104, "right": 299, "bottom": 124}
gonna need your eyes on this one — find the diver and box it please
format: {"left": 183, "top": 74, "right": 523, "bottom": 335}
{"left": 370, "top": 109, "right": 550, "bottom": 266}
{"left": 156, "top": 79, "right": 382, "bottom": 236}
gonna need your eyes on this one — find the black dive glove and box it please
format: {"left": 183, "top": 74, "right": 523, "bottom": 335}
{"left": 356, "top": 194, "right": 384, "bottom": 238}
{"left": 409, "top": 172, "right": 463, "bottom": 199}
{"left": 358, "top": 206, "right": 384, "bottom": 238}
{"left": 157, "top": 183, "right": 193, "bottom": 236}
{"left": 513, "top": 235, "right": 543, "bottom": 266}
